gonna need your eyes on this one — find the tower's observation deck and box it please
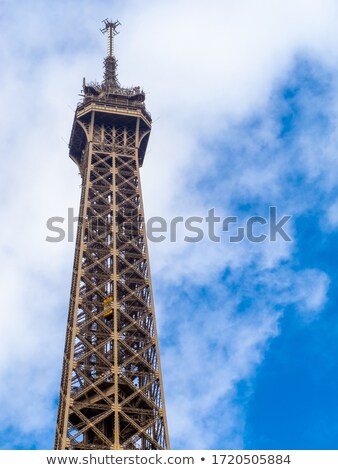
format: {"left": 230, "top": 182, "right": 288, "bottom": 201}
{"left": 70, "top": 78, "right": 152, "bottom": 170}
{"left": 55, "top": 20, "right": 169, "bottom": 450}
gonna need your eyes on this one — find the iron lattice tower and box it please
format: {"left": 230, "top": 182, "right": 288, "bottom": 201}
{"left": 55, "top": 20, "right": 169, "bottom": 450}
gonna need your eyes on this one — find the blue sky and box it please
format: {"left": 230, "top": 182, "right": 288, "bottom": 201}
{"left": 1, "top": 0, "right": 338, "bottom": 450}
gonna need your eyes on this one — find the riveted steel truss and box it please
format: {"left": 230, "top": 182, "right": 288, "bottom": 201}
{"left": 55, "top": 101, "right": 169, "bottom": 450}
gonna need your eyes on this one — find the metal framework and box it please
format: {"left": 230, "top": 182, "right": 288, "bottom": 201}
{"left": 55, "top": 20, "right": 170, "bottom": 450}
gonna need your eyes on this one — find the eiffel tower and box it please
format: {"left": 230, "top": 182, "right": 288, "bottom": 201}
{"left": 55, "top": 19, "right": 169, "bottom": 450}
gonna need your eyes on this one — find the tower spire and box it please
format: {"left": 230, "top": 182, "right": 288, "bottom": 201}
{"left": 101, "top": 19, "right": 121, "bottom": 87}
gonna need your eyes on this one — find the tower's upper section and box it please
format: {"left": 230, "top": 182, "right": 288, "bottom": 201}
{"left": 69, "top": 19, "right": 152, "bottom": 169}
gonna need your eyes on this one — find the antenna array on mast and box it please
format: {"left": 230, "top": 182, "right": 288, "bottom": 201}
{"left": 101, "top": 19, "right": 121, "bottom": 57}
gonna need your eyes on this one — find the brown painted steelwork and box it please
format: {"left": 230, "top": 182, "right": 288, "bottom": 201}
{"left": 54, "top": 20, "right": 169, "bottom": 450}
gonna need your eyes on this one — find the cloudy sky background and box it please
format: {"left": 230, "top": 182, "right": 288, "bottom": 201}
{"left": 1, "top": 0, "right": 338, "bottom": 449}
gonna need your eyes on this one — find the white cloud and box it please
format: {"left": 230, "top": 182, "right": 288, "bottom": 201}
{"left": 327, "top": 198, "right": 338, "bottom": 227}
{"left": 160, "top": 266, "right": 329, "bottom": 448}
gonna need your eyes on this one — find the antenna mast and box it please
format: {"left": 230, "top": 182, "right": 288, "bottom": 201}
{"left": 101, "top": 19, "right": 121, "bottom": 57}
{"left": 101, "top": 19, "right": 121, "bottom": 87}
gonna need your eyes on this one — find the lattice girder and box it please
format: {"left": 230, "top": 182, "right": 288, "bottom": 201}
{"left": 55, "top": 111, "right": 169, "bottom": 450}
